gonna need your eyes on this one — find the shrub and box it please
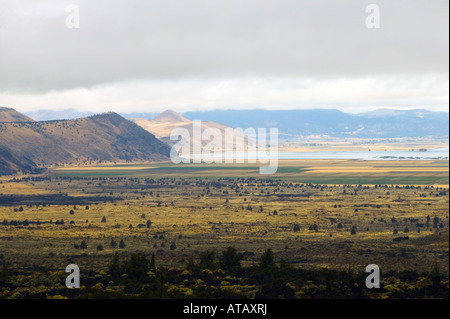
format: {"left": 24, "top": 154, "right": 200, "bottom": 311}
{"left": 260, "top": 248, "right": 275, "bottom": 270}
{"left": 108, "top": 253, "right": 122, "bottom": 280}
{"left": 123, "top": 252, "right": 150, "bottom": 281}
{"left": 219, "top": 246, "right": 243, "bottom": 271}
{"left": 198, "top": 250, "right": 216, "bottom": 270}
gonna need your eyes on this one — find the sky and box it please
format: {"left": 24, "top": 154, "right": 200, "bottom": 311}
{"left": 0, "top": 0, "right": 448, "bottom": 114}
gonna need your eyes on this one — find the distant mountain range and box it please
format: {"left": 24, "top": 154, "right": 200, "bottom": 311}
{"left": 0, "top": 108, "right": 170, "bottom": 175}
{"left": 25, "top": 109, "right": 157, "bottom": 121}
{"left": 182, "top": 109, "right": 449, "bottom": 139}
{"left": 24, "top": 108, "right": 449, "bottom": 139}
{"left": 1, "top": 106, "right": 448, "bottom": 175}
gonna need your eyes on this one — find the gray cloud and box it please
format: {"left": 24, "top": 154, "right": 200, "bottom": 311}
{"left": 0, "top": 0, "right": 448, "bottom": 112}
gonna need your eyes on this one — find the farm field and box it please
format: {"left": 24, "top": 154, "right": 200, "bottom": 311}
{"left": 50, "top": 159, "right": 450, "bottom": 185}
{"left": 0, "top": 159, "right": 448, "bottom": 298}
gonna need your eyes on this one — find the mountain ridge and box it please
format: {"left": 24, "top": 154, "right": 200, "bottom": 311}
{"left": 0, "top": 111, "right": 171, "bottom": 176}
{"left": 0, "top": 106, "right": 34, "bottom": 122}
{"left": 182, "top": 109, "right": 449, "bottom": 139}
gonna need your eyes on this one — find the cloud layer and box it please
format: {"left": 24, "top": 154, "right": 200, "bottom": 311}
{"left": 0, "top": 0, "right": 448, "bottom": 113}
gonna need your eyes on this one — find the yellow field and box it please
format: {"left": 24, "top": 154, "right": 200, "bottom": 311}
{"left": 50, "top": 159, "right": 450, "bottom": 186}
{"left": 0, "top": 182, "right": 51, "bottom": 195}
{"left": 0, "top": 162, "right": 448, "bottom": 274}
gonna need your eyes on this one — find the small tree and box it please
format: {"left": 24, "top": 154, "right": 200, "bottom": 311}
{"left": 101, "top": 216, "right": 106, "bottom": 223}
{"left": 124, "top": 252, "right": 149, "bottom": 281}
{"left": 293, "top": 224, "right": 300, "bottom": 232}
{"left": 430, "top": 263, "right": 442, "bottom": 284}
{"left": 259, "top": 248, "right": 275, "bottom": 270}
{"left": 350, "top": 226, "right": 357, "bottom": 235}
{"left": 219, "top": 246, "right": 243, "bottom": 271}
{"left": 199, "top": 250, "right": 216, "bottom": 270}
{"left": 80, "top": 240, "right": 87, "bottom": 249}
{"left": 404, "top": 227, "right": 409, "bottom": 233}
{"left": 170, "top": 242, "right": 176, "bottom": 250}
{"left": 146, "top": 220, "right": 152, "bottom": 228}
{"left": 119, "top": 239, "right": 126, "bottom": 248}
{"left": 97, "top": 244, "right": 103, "bottom": 251}
{"left": 150, "top": 253, "right": 156, "bottom": 269}
{"left": 110, "top": 239, "right": 117, "bottom": 247}
{"left": 108, "top": 253, "right": 122, "bottom": 280}
{"left": 433, "top": 216, "right": 440, "bottom": 228}
{"left": 0, "top": 261, "right": 9, "bottom": 283}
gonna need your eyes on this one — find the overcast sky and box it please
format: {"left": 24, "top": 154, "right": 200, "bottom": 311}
{"left": 0, "top": 0, "right": 448, "bottom": 114}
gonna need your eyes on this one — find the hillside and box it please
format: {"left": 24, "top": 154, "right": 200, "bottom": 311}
{"left": 0, "top": 107, "right": 34, "bottom": 122}
{"left": 129, "top": 110, "right": 249, "bottom": 150}
{"left": 25, "top": 109, "right": 157, "bottom": 121}
{"left": 0, "top": 112, "right": 171, "bottom": 175}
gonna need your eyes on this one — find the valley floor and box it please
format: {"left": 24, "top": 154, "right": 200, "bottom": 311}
{"left": 0, "top": 159, "right": 448, "bottom": 298}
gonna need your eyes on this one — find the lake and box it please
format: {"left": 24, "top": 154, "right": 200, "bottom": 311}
{"left": 189, "top": 148, "right": 449, "bottom": 161}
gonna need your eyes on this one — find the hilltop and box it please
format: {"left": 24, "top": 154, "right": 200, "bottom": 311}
{"left": 0, "top": 106, "right": 34, "bottom": 122}
{"left": 129, "top": 110, "right": 245, "bottom": 150}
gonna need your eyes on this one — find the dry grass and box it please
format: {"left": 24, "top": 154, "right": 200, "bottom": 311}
{"left": 0, "top": 164, "right": 448, "bottom": 274}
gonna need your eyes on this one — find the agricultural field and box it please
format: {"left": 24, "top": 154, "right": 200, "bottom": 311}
{"left": 0, "top": 159, "right": 448, "bottom": 299}
{"left": 50, "top": 159, "right": 450, "bottom": 185}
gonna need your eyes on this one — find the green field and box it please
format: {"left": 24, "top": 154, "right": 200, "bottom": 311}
{"left": 50, "top": 160, "right": 449, "bottom": 185}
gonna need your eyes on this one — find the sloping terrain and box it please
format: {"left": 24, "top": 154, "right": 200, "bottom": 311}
{"left": 130, "top": 110, "right": 251, "bottom": 150}
{"left": 0, "top": 107, "right": 34, "bottom": 122}
{"left": 0, "top": 111, "right": 170, "bottom": 175}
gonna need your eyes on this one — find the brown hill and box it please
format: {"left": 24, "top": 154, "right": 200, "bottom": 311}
{"left": 129, "top": 110, "right": 252, "bottom": 151}
{"left": 0, "top": 111, "right": 170, "bottom": 175}
{"left": 0, "top": 107, "right": 34, "bottom": 122}
{"left": 152, "top": 109, "right": 191, "bottom": 123}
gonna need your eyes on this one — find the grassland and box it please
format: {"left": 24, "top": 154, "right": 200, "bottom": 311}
{"left": 0, "top": 159, "right": 448, "bottom": 298}
{"left": 50, "top": 159, "right": 449, "bottom": 185}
